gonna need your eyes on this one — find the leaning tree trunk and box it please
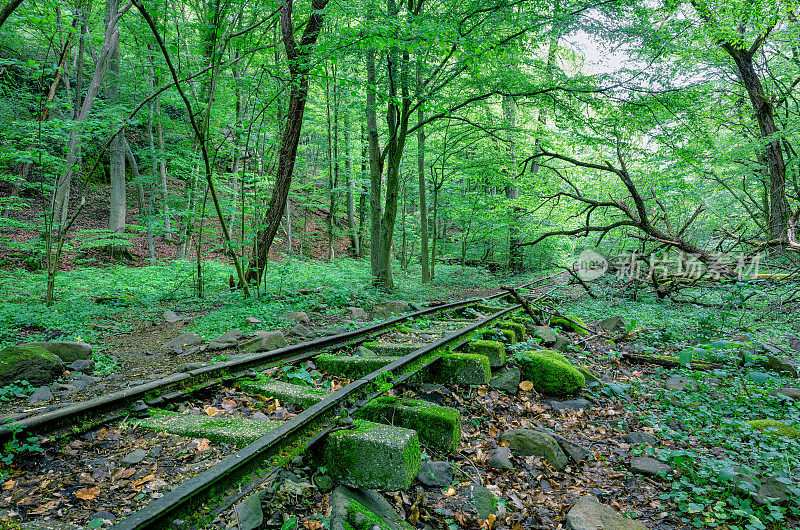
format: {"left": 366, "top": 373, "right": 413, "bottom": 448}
{"left": 107, "top": 0, "right": 126, "bottom": 252}
{"left": 251, "top": 0, "right": 330, "bottom": 280}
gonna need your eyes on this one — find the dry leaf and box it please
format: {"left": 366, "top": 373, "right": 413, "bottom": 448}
{"left": 111, "top": 467, "right": 136, "bottom": 480}
{"left": 76, "top": 486, "right": 101, "bottom": 500}
{"left": 196, "top": 438, "right": 211, "bottom": 452}
{"left": 444, "top": 485, "right": 457, "bottom": 496}
{"left": 518, "top": 381, "right": 533, "bottom": 391}
{"left": 2, "top": 480, "right": 16, "bottom": 491}
{"left": 221, "top": 399, "right": 237, "bottom": 411}
{"left": 204, "top": 405, "right": 223, "bottom": 417}
{"left": 131, "top": 474, "right": 156, "bottom": 490}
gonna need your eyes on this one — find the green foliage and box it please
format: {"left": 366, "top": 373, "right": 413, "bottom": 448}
{"left": 281, "top": 365, "right": 319, "bottom": 387}
{"left": 0, "top": 380, "right": 34, "bottom": 401}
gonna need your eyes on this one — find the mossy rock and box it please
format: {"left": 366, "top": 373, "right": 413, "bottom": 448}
{"left": 355, "top": 397, "right": 461, "bottom": 454}
{"left": 0, "top": 345, "right": 65, "bottom": 386}
{"left": 536, "top": 349, "right": 570, "bottom": 365}
{"left": 519, "top": 353, "right": 585, "bottom": 396}
{"left": 497, "top": 321, "right": 525, "bottom": 342}
{"left": 316, "top": 354, "right": 395, "bottom": 379}
{"left": 746, "top": 419, "right": 800, "bottom": 440}
{"left": 465, "top": 340, "right": 506, "bottom": 367}
{"left": 578, "top": 366, "right": 603, "bottom": 386}
{"left": 437, "top": 353, "right": 491, "bottom": 386}
{"left": 550, "top": 315, "right": 589, "bottom": 336}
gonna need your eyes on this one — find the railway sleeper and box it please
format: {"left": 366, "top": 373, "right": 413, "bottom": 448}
{"left": 136, "top": 411, "right": 282, "bottom": 447}
{"left": 236, "top": 378, "right": 330, "bottom": 408}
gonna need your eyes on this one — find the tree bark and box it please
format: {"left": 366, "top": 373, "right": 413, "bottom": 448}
{"left": 417, "top": 57, "right": 430, "bottom": 282}
{"left": 251, "top": 0, "right": 330, "bottom": 279}
{"left": 107, "top": 0, "right": 126, "bottom": 242}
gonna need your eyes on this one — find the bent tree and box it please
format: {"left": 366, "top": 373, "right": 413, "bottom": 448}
{"left": 251, "top": 0, "right": 330, "bottom": 281}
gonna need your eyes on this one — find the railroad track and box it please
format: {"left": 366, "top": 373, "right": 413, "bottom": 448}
{"left": 3, "top": 272, "right": 566, "bottom": 529}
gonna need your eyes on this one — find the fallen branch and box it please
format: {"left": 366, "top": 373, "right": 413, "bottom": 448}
{"left": 621, "top": 352, "right": 723, "bottom": 371}
{"left": 501, "top": 285, "right": 544, "bottom": 325}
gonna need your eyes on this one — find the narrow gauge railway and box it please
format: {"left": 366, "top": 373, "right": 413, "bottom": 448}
{"left": 2, "top": 273, "right": 565, "bottom": 529}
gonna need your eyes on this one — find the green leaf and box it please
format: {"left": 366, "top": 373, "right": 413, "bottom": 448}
{"left": 678, "top": 348, "right": 693, "bottom": 367}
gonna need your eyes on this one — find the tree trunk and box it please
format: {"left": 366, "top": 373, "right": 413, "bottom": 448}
{"left": 344, "top": 87, "right": 358, "bottom": 255}
{"left": 107, "top": 0, "right": 126, "bottom": 243}
{"left": 251, "top": 0, "right": 330, "bottom": 279}
{"left": 503, "top": 93, "right": 523, "bottom": 272}
{"left": 417, "top": 83, "right": 430, "bottom": 282}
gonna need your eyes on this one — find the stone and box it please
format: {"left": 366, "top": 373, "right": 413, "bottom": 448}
{"left": 535, "top": 429, "right": 592, "bottom": 464}
{"left": 620, "top": 432, "right": 657, "bottom": 445}
{"left": 207, "top": 330, "right": 244, "bottom": 351}
{"left": 251, "top": 412, "right": 269, "bottom": 422}
{"left": 348, "top": 307, "right": 368, "bottom": 319}
{"left": 162, "top": 332, "right": 203, "bottom": 351}
{"left": 355, "top": 397, "right": 461, "bottom": 454}
{"left": 370, "top": 301, "right": 411, "bottom": 320}
{"left": 489, "top": 366, "right": 521, "bottom": 394}
{"left": 121, "top": 449, "right": 148, "bottom": 466}
{"left": 234, "top": 493, "right": 263, "bottom": 530}
{"left": 321, "top": 421, "right": 421, "bottom": 491}
{"left": 137, "top": 412, "right": 281, "bottom": 446}
{"left": 88, "top": 511, "right": 116, "bottom": 526}
{"left": 667, "top": 419, "right": 689, "bottom": 432}
{"left": 245, "top": 316, "right": 262, "bottom": 325}
{"left": 664, "top": 376, "right": 698, "bottom": 391}
{"left": 762, "top": 354, "right": 799, "bottom": 377}
{"left": 550, "top": 398, "right": 591, "bottom": 412}
{"left": 280, "top": 311, "right": 310, "bottom": 324}
{"left": 466, "top": 483, "right": 498, "bottom": 520}
{"left": 519, "top": 352, "right": 585, "bottom": 396}
{"left": 435, "top": 353, "right": 491, "bottom": 386}
{"left": 288, "top": 323, "right": 315, "bottom": 338}
{"left": 0, "top": 345, "right": 65, "bottom": 386}
{"left": 500, "top": 429, "right": 569, "bottom": 471}
{"left": 465, "top": 340, "right": 506, "bottom": 367}
{"left": 240, "top": 331, "right": 287, "bottom": 353}
{"left": 68, "top": 359, "right": 95, "bottom": 373}
{"left": 746, "top": 419, "right": 800, "bottom": 439}
{"left": 597, "top": 316, "right": 627, "bottom": 333}
{"left": 487, "top": 446, "right": 514, "bottom": 470}
{"left": 630, "top": 456, "right": 672, "bottom": 477}
{"left": 316, "top": 354, "right": 394, "bottom": 379}
{"left": 354, "top": 346, "right": 378, "bottom": 357}
{"left": 566, "top": 495, "right": 647, "bottom": 530}
{"left": 416, "top": 460, "right": 454, "bottom": 487}
{"left": 163, "top": 310, "right": 181, "bottom": 323}
{"left": 329, "top": 486, "right": 407, "bottom": 530}
{"left": 315, "top": 474, "right": 335, "bottom": 493}
{"left": 28, "top": 385, "right": 54, "bottom": 403}
{"left": 24, "top": 341, "right": 92, "bottom": 363}
{"left": 788, "top": 335, "right": 800, "bottom": 353}
{"left": 237, "top": 379, "right": 330, "bottom": 408}
{"left": 550, "top": 315, "right": 589, "bottom": 336}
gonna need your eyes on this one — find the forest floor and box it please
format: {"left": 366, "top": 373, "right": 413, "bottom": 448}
{"left": 0, "top": 255, "right": 799, "bottom": 528}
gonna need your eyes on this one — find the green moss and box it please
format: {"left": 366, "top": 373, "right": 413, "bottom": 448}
{"left": 355, "top": 397, "right": 461, "bottom": 453}
{"left": 519, "top": 353, "right": 585, "bottom": 396}
{"left": 746, "top": 419, "right": 800, "bottom": 440}
{"left": 466, "top": 340, "right": 506, "bottom": 367}
{"left": 550, "top": 315, "right": 589, "bottom": 336}
{"left": 438, "top": 353, "right": 491, "bottom": 386}
{"left": 536, "top": 349, "right": 570, "bottom": 365}
{"left": 317, "top": 354, "right": 395, "bottom": 379}
{"left": 237, "top": 378, "right": 329, "bottom": 407}
{"left": 475, "top": 304, "right": 504, "bottom": 314}
{"left": 497, "top": 321, "right": 525, "bottom": 342}
{"left": 136, "top": 411, "right": 281, "bottom": 446}
{"left": 0, "top": 345, "right": 64, "bottom": 386}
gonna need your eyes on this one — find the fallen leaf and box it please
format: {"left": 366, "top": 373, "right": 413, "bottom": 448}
{"left": 519, "top": 381, "right": 533, "bottom": 391}
{"left": 444, "top": 485, "right": 456, "bottom": 496}
{"left": 220, "top": 399, "right": 237, "bottom": 411}
{"left": 2, "top": 480, "right": 16, "bottom": 491}
{"left": 204, "top": 406, "right": 223, "bottom": 417}
{"left": 131, "top": 474, "right": 156, "bottom": 490}
{"left": 196, "top": 438, "right": 211, "bottom": 452}
{"left": 76, "top": 486, "right": 101, "bottom": 500}
{"left": 111, "top": 468, "right": 136, "bottom": 480}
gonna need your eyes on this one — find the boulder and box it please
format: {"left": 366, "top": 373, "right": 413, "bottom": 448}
{"left": 500, "top": 429, "right": 569, "bottom": 471}
{"left": 630, "top": 456, "right": 672, "bottom": 477}
{"left": 370, "top": 301, "right": 411, "bottom": 320}
{"left": 761, "top": 354, "right": 799, "bottom": 377}
{"left": 566, "top": 495, "right": 647, "bottom": 530}
{"left": 0, "top": 345, "right": 65, "bottom": 386}
{"left": 487, "top": 446, "right": 514, "bottom": 470}
{"left": 416, "top": 461, "right": 454, "bottom": 487}
{"left": 550, "top": 315, "right": 589, "bottom": 335}
{"left": 68, "top": 359, "right": 95, "bottom": 373}
{"left": 24, "top": 341, "right": 92, "bottom": 363}
{"left": 489, "top": 366, "right": 521, "bottom": 394}
{"left": 240, "top": 331, "right": 287, "bottom": 353}
{"left": 354, "top": 346, "right": 378, "bottom": 357}
{"left": 620, "top": 432, "right": 656, "bottom": 445}
{"left": 234, "top": 493, "right": 263, "bottom": 530}
{"left": 329, "top": 486, "right": 407, "bottom": 530}
{"left": 534, "top": 428, "right": 593, "bottom": 463}
{"left": 597, "top": 316, "right": 627, "bottom": 333}
{"left": 519, "top": 352, "right": 585, "bottom": 396}
{"left": 162, "top": 332, "right": 203, "bottom": 351}
{"left": 755, "top": 474, "right": 796, "bottom": 505}
{"left": 746, "top": 419, "right": 800, "bottom": 440}
{"left": 778, "top": 387, "right": 800, "bottom": 400}
{"left": 245, "top": 316, "right": 262, "bottom": 325}
{"left": 28, "top": 385, "right": 54, "bottom": 404}
{"left": 348, "top": 307, "right": 368, "bottom": 319}
{"left": 280, "top": 311, "right": 310, "bottom": 324}
{"left": 288, "top": 323, "right": 315, "bottom": 338}
{"left": 163, "top": 310, "right": 181, "bottom": 323}
{"left": 466, "top": 483, "right": 499, "bottom": 520}
{"left": 207, "top": 330, "right": 244, "bottom": 351}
